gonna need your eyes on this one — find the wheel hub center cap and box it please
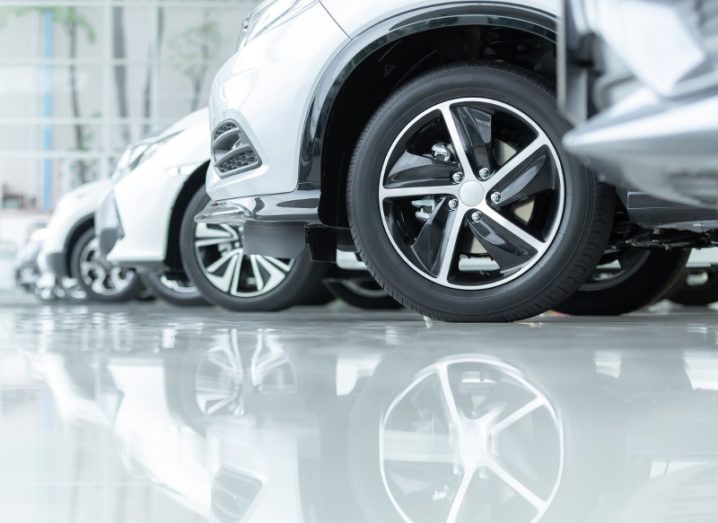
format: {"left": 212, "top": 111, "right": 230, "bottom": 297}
{"left": 459, "top": 181, "right": 485, "bottom": 207}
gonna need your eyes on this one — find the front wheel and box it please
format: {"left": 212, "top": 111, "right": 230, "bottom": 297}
{"left": 347, "top": 64, "right": 614, "bottom": 322}
{"left": 180, "top": 189, "right": 329, "bottom": 312}
{"left": 70, "top": 229, "right": 145, "bottom": 302}
{"left": 555, "top": 248, "right": 689, "bottom": 316}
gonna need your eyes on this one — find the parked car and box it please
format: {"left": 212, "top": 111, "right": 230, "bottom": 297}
{"left": 38, "top": 179, "right": 145, "bottom": 303}
{"left": 559, "top": 0, "right": 718, "bottom": 208}
{"left": 98, "top": 109, "right": 399, "bottom": 311}
{"left": 198, "top": 0, "right": 716, "bottom": 322}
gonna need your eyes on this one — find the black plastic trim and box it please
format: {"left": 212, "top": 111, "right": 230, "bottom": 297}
{"left": 298, "top": 2, "right": 557, "bottom": 189}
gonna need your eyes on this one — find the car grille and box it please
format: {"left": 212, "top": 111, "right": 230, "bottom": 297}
{"left": 211, "top": 120, "right": 262, "bottom": 177}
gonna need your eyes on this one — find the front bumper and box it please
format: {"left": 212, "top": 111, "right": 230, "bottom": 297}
{"left": 206, "top": 3, "right": 347, "bottom": 203}
{"left": 95, "top": 191, "right": 122, "bottom": 260}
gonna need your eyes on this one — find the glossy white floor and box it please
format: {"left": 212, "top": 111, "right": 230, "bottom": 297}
{"left": 1, "top": 294, "right": 718, "bottom": 523}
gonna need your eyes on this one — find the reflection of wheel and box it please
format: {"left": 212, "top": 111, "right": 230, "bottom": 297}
{"left": 347, "top": 64, "right": 614, "bottom": 322}
{"left": 349, "top": 352, "right": 618, "bottom": 523}
{"left": 555, "top": 248, "right": 689, "bottom": 316}
{"left": 669, "top": 268, "right": 718, "bottom": 306}
{"left": 326, "top": 280, "right": 402, "bottom": 310}
{"left": 141, "top": 272, "right": 208, "bottom": 307}
{"left": 350, "top": 356, "right": 566, "bottom": 523}
{"left": 70, "top": 229, "right": 145, "bottom": 302}
{"left": 180, "top": 190, "right": 328, "bottom": 312}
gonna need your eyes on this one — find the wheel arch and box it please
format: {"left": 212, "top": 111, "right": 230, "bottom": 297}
{"left": 165, "top": 161, "right": 210, "bottom": 272}
{"left": 302, "top": 4, "right": 557, "bottom": 227}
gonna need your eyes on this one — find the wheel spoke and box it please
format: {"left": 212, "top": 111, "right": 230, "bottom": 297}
{"left": 488, "top": 459, "right": 547, "bottom": 512}
{"left": 249, "top": 256, "right": 265, "bottom": 291}
{"left": 195, "top": 222, "right": 235, "bottom": 240}
{"left": 468, "top": 214, "right": 539, "bottom": 271}
{"left": 410, "top": 199, "right": 463, "bottom": 280}
{"left": 490, "top": 397, "right": 546, "bottom": 435}
{"left": 385, "top": 151, "right": 457, "bottom": 187}
{"left": 380, "top": 183, "right": 459, "bottom": 201}
{"left": 447, "top": 468, "right": 474, "bottom": 523}
{"left": 453, "top": 105, "right": 494, "bottom": 173}
{"left": 437, "top": 364, "right": 463, "bottom": 440}
{"left": 478, "top": 206, "right": 546, "bottom": 254}
{"left": 229, "top": 252, "right": 244, "bottom": 295}
{"left": 254, "top": 256, "right": 290, "bottom": 292}
{"left": 206, "top": 249, "right": 241, "bottom": 274}
{"left": 439, "top": 103, "right": 476, "bottom": 178}
{"left": 205, "top": 254, "right": 240, "bottom": 293}
{"left": 484, "top": 137, "right": 549, "bottom": 192}
{"left": 493, "top": 151, "right": 555, "bottom": 208}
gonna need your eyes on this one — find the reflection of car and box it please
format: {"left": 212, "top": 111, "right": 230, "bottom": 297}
{"left": 100, "top": 109, "right": 399, "bottom": 311}
{"left": 21, "top": 304, "right": 718, "bottom": 522}
{"left": 559, "top": 0, "right": 718, "bottom": 206}
{"left": 38, "top": 179, "right": 145, "bottom": 303}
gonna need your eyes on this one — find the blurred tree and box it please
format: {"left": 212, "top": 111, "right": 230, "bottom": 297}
{"left": 0, "top": 7, "right": 96, "bottom": 184}
{"left": 142, "top": 7, "right": 165, "bottom": 135}
{"left": 167, "top": 10, "right": 221, "bottom": 112}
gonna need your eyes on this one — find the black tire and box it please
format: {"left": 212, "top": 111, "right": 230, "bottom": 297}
{"left": 326, "top": 280, "right": 403, "bottom": 310}
{"left": 556, "top": 248, "right": 689, "bottom": 316}
{"left": 70, "top": 229, "right": 145, "bottom": 303}
{"left": 669, "top": 268, "right": 718, "bottom": 306}
{"left": 140, "top": 272, "right": 209, "bottom": 307}
{"left": 347, "top": 63, "right": 615, "bottom": 322}
{"left": 180, "top": 189, "right": 329, "bottom": 312}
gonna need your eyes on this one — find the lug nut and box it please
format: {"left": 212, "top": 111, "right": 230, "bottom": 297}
{"left": 447, "top": 199, "right": 459, "bottom": 211}
{"left": 490, "top": 192, "right": 501, "bottom": 204}
{"left": 451, "top": 172, "right": 464, "bottom": 184}
{"left": 478, "top": 167, "right": 491, "bottom": 180}
{"left": 471, "top": 211, "right": 482, "bottom": 223}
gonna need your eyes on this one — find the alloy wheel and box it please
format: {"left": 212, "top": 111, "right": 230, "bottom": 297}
{"left": 194, "top": 223, "right": 294, "bottom": 298}
{"left": 78, "top": 238, "right": 135, "bottom": 296}
{"left": 379, "top": 99, "right": 565, "bottom": 290}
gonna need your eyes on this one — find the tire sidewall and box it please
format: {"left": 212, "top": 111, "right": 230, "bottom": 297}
{"left": 348, "top": 65, "right": 604, "bottom": 319}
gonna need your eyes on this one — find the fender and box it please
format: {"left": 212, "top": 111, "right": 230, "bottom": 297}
{"left": 298, "top": 2, "right": 558, "bottom": 187}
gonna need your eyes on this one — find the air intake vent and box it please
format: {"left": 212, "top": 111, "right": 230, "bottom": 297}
{"left": 212, "top": 119, "right": 262, "bottom": 178}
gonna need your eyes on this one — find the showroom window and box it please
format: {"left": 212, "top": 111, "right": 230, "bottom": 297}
{"left": 0, "top": 0, "right": 260, "bottom": 211}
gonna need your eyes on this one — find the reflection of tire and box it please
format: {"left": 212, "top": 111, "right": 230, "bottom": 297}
{"left": 326, "top": 280, "right": 402, "bottom": 310}
{"left": 347, "top": 64, "right": 614, "bottom": 322}
{"left": 141, "top": 272, "right": 208, "bottom": 307}
{"left": 669, "top": 269, "right": 718, "bottom": 306}
{"left": 348, "top": 352, "right": 619, "bottom": 523}
{"left": 70, "top": 229, "right": 145, "bottom": 302}
{"left": 180, "top": 189, "right": 328, "bottom": 312}
{"left": 555, "top": 248, "right": 689, "bottom": 316}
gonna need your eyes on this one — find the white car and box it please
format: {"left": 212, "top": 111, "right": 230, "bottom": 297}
{"left": 38, "top": 179, "right": 145, "bottom": 303}
{"left": 98, "top": 109, "right": 398, "bottom": 311}
{"left": 199, "top": 0, "right": 619, "bottom": 322}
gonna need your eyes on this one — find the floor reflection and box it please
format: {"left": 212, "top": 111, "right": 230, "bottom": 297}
{"left": 2, "top": 302, "right": 718, "bottom": 522}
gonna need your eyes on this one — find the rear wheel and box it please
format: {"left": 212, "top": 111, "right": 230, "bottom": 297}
{"left": 326, "top": 280, "right": 402, "bottom": 310}
{"left": 669, "top": 267, "right": 718, "bottom": 306}
{"left": 180, "top": 189, "right": 328, "bottom": 312}
{"left": 70, "top": 229, "right": 145, "bottom": 302}
{"left": 141, "top": 271, "right": 208, "bottom": 307}
{"left": 347, "top": 64, "right": 614, "bottom": 322}
{"left": 555, "top": 248, "right": 689, "bottom": 315}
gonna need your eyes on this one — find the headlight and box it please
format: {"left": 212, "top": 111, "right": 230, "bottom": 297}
{"left": 237, "top": 0, "right": 317, "bottom": 51}
{"left": 111, "top": 132, "right": 181, "bottom": 183}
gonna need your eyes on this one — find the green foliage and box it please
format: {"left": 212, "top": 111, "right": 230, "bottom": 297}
{"left": 167, "top": 11, "right": 222, "bottom": 81}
